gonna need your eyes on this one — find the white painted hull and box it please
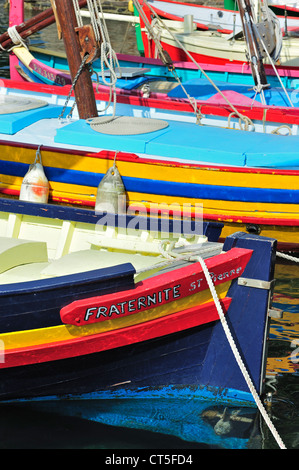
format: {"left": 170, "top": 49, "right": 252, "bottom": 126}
{"left": 146, "top": 0, "right": 299, "bottom": 33}
{"left": 156, "top": 27, "right": 299, "bottom": 67}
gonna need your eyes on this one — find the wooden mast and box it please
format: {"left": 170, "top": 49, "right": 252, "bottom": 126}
{"left": 55, "top": 0, "right": 98, "bottom": 119}
{"left": 236, "top": 0, "right": 268, "bottom": 88}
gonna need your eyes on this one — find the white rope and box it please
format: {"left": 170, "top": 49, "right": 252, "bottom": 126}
{"left": 6, "top": 25, "right": 28, "bottom": 51}
{"left": 135, "top": 242, "right": 222, "bottom": 275}
{"left": 73, "top": 0, "right": 84, "bottom": 27}
{"left": 277, "top": 251, "right": 299, "bottom": 263}
{"left": 72, "top": 0, "right": 120, "bottom": 117}
{"left": 87, "top": 0, "right": 101, "bottom": 42}
{"left": 240, "top": 2, "right": 267, "bottom": 106}
{"left": 95, "top": 0, "right": 120, "bottom": 119}
{"left": 253, "top": 26, "right": 294, "bottom": 108}
{"left": 197, "top": 255, "right": 287, "bottom": 449}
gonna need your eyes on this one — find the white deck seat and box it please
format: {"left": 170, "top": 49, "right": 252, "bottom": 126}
{"left": 0, "top": 237, "right": 48, "bottom": 274}
{"left": 40, "top": 249, "right": 162, "bottom": 279}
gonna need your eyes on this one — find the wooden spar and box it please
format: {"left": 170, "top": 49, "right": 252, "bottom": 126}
{"left": 55, "top": 0, "right": 98, "bottom": 120}
{"left": 50, "top": 0, "right": 62, "bottom": 40}
{"left": 236, "top": 0, "right": 268, "bottom": 88}
{"left": 0, "top": 0, "right": 87, "bottom": 51}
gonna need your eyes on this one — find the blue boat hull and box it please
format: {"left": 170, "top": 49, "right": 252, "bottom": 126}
{"left": 0, "top": 207, "right": 275, "bottom": 406}
{"left": 0, "top": 200, "right": 276, "bottom": 447}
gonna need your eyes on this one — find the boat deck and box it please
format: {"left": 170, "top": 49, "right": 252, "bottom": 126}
{"left": 1, "top": 97, "right": 299, "bottom": 168}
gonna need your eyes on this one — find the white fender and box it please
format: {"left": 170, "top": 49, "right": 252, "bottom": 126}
{"left": 19, "top": 145, "right": 49, "bottom": 203}
{"left": 95, "top": 153, "right": 126, "bottom": 214}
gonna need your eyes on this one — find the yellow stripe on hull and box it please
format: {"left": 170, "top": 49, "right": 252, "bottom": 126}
{"left": 1, "top": 181, "right": 299, "bottom": 244}
{"left": 0, "top": 281, "right": 230, "bottom": 350}
{"left": 218, "top": 222, "right": 299, "bottom": 244}
{"left": 1, "top": 147, "right": 299, "bottom": 247}
{"left": 1, "top": 145, "right": 299, "bottom": 190}
{"left": 1, "top": 174, "right": 298, "bottom": 218}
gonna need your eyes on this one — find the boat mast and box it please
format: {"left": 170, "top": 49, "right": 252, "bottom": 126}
{"left": 236, "top": 0, "right": 268, "bottom": 90}
{"left": 55, "top": 0, "right": 98, "bottom": 119}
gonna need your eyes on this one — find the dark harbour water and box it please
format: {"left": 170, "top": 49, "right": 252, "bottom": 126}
{"left": 0, "top": 1, "right": 299, "bottom": 451}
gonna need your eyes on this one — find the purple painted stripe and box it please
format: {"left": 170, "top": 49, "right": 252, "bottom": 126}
{"left": 29, "top": 58, "right": 72, "bottom": 86}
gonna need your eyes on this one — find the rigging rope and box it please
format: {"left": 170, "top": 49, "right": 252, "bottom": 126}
{"left": 135, "top": 0, "right": 294, "bottom": 117}
{"left": 234, "top": 0, "right": 292, "bottom": 107}
{"left": 277, "top": 251, "right": 299, "bottom": 263}
{"left": 240, "top": 0, "right": 267, "bottom": 105}
{"left": 254, "top": 26, "right": 294, "bottom": 108}
{"left": 72, "top": 0, "right": 120, "bottom": 118}
{"left": 133, "top": 0, "right": 254, "bottom": 130}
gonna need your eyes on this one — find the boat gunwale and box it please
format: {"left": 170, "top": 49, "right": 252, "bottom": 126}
{"left": 4, "top": 71, "right": 299, "bottom": 127}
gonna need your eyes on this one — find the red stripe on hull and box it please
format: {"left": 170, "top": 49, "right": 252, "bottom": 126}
{"left": 1, "top": 298, "right": 232, "bottom": 369}
{"left": 60, "top": 248, "right": 251, "bottom": 326}
{"left": 159, "top": 40, "right": 243, "bottom": 65}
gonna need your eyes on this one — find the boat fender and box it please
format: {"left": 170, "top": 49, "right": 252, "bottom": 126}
{"left": 19, "top": 145, "right": 49, "bottom": 204}
{"left": 95, "top": 152, "right": 126, "bottom": 214}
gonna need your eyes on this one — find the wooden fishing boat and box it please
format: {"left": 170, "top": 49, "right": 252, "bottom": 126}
{"left": 4, "top": 0, "right": 299, "bottom": 93}
{"left": 10, "top": 44, "right": 299, "bottom": 115}
{"left": 4, "top": 0, "right": 299, "bottom": 109}
{"left": 0, "top": 0, "right": 298, "bottom": 254}
{"left": 0, "top": 1, "right": 287, "bottom": 448}
{"left": 13, "top": 44, "right": 299, "bottom": 100}
{"left": 0, "top": 197, "right": 277, "bottom": 437}
{"left": 136, "top": 0, "right": 299, "bottom": 68}
{"left": 140, "top": 18, "right": 299, "bottom": 68}
{"left": 139, "top": 0, "right": 299, "bottom": 34}
{"left": 0, "top": 78, "right": 299, "bottom": 252}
